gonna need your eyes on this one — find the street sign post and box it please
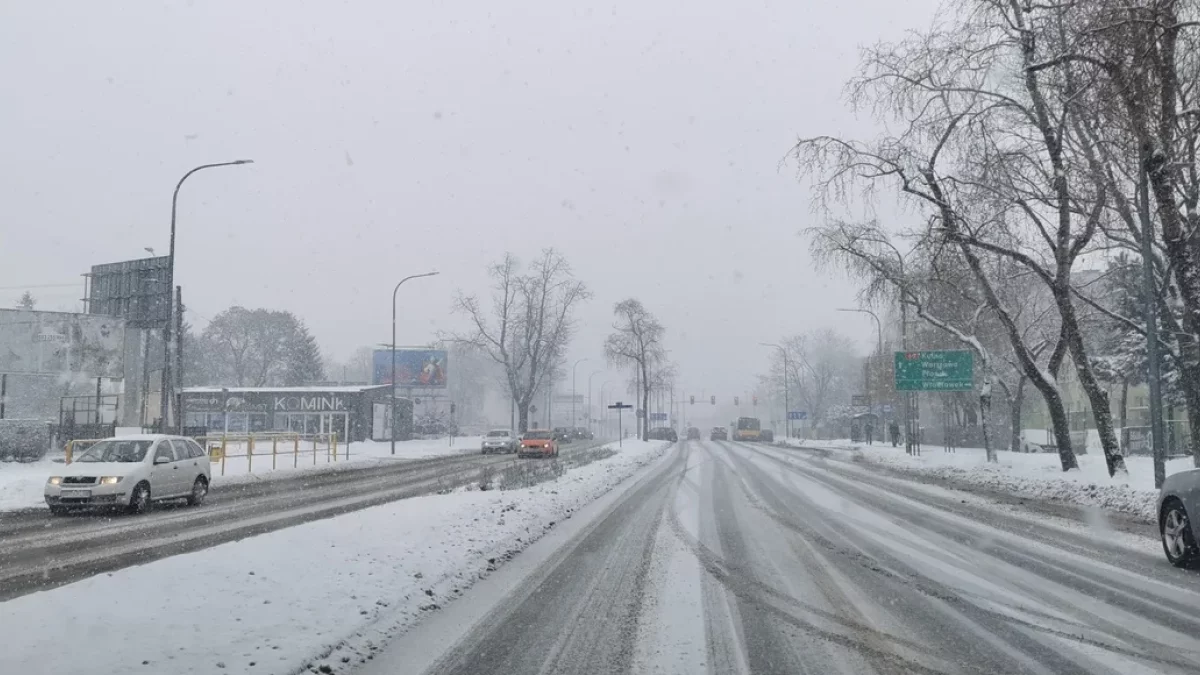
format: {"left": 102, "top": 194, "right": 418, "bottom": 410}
{"left": 787, "top": 411, "right": 807, "bottom": 421}
{"left": 851, "top": 394, "right": 870, "bottom": 407}
{"left": 608, "top": 402, "right": 633, "bottom": 447}
{"left": 894, "top": 350, "right": 974, "bottom": 391}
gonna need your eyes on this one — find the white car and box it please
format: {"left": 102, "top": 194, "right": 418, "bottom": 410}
{"left": 45, "top": 435, "right": 212, "bottom": 515}
{"left": 481, "top": 429, "right": 519, "bottom": 454}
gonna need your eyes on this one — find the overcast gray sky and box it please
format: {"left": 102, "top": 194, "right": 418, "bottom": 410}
{"left": 1, "top": 0, "right": 938, "bottom": 400}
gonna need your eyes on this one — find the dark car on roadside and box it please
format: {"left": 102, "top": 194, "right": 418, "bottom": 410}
{"left": 552, "top": 427, "right": 575, "bottom": 444}
{"left": 572, "top": 427, "right": 592, "bottom": 440}
{"left": 710, "top": 427, "right": 728, "bottom": 441}
{"left": 648, "top": 426, "right": 678, "bottom": 442}
{"left": 686, "top": 426, "right": 701, "bottom": 440}
{"left": 759, "top": 429, "right": 775, "bottom": 443}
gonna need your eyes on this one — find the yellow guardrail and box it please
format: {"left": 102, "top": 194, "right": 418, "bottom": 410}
{"left": 65, "top": 433, "right": 343, "bottom": 475}
{"left": 64, "top": 438, "right": 109, "bottom": 465}
{"left": 195, "top": 433, "right": 340, "bottom": 476}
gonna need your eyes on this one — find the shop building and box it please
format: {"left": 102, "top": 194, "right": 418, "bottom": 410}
{"left": 181, "top": 386, "right": 411, "bottom": 442}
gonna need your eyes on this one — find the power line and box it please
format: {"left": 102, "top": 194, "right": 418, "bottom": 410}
{"left": 0, "top": 283, "right": 81, "bottom": 290}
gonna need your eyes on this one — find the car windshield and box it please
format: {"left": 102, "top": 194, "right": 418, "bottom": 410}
{"left": 486, "top": 431, "right": 510, "bottom": 438}
{"left": 75, "top": 440, "right": 153, "bottom": 463}
{"left": 524, "top": 431, "right": 553, "bottom": 440}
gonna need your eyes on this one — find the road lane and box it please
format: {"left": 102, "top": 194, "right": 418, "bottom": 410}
{"left": 364, "top": 439, "right": 1200, "bottom": 675}
{"left": 0, "top": 439, "right": 609, "bottom": 601}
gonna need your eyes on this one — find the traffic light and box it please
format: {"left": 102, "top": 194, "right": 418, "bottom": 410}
{"left": 734, "top": 396, "right": 740, "bottom": 405}
{"left": 710, "top": 395, "right": 716, "bottom": 405}
{"left": 753, "top": 395, "right": 758, "bottom": 406}
{"left": 690, "top": 395, "right": 695, "bottom": 405}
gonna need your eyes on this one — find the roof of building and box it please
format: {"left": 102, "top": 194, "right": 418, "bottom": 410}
{"left": 182, "top": 385, "right": 389, "bottom": 394}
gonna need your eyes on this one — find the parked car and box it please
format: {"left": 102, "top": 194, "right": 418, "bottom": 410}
{"left": 1159, "top": 468, "right": 1200, "bottom": 566}
{"left": 552, "top": 427, "right": 575, "bottom": 444}
{"left": 710, "top": 427, "right": 728, "bottom": 441}
{"left": 481, "top": 429, "right": 518, "bottom": 454}
{"left": 686, "top": 427, "right": 701, "bottom": 440}
{"left": 519, "top": 430, "right": 560, "bottom": 459}
{"left": 760, "top": 429, "right": 775, "bottom": 443}
{"left": 44, "top": 435, "right": 211, "bottom": 515}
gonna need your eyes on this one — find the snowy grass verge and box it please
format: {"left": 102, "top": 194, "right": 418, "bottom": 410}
{"left": 0, "top": 439, "right": 672, "bottom": 675}
{"left": 784, "top": 438, "right": 1196, "bottom": 522}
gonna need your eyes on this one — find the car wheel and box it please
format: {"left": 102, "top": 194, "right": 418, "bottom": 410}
{"left": 127, "top": 482, "right": 151, "bottom": 515}
{"left": 1162, "top": 499, "right": 1199, "bottom": 567}
{"left": 187, "top": 477, "right": 209, "bottom": 507}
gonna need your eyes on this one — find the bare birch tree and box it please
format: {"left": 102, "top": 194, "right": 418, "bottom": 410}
{"left": 452, "top": 249, "right": 590, "bottom": 432}
{"left": 604, "top": 299, "right": 667, "bottom": 441}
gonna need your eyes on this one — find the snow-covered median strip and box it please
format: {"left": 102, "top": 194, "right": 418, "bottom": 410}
{"left": 787, "top": 438, "right": 1195, "bottom": 521}
{"left": 0, "top": 437, "right": 483, "bottom": 512}
{"left": 0, "top": 439, "right": 671, "bottom": 675}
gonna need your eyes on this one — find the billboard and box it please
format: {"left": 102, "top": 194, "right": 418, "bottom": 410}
{"left": 88, "top": 256, "right": 171, "bottom": 328}
{"left": 372, "top": 349, "right": 448, "bottom": 388}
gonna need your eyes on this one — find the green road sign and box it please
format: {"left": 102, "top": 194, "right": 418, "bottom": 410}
{"left": 894, "top": 350, "right": 974, "bottom": 391}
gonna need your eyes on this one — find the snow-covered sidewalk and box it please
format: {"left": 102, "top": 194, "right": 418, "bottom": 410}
{"left": 0, "top": 439, "right": 672, "bottom": 675}
{"left": 785, "top": 438, "right": 1196, "bottom": 521}
{"left": 0, "top": 436, "right": 482, "bottom": 512}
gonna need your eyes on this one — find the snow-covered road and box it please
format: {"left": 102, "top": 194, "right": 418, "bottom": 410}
{"left": 366, "top": 440, "right": 1200, "bottom": 675}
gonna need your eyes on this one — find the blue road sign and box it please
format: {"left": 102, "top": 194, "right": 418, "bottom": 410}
{"left": 787, "top": 411, "right": 807, "bottom": 420}
{"left": 650, "top": 412, "right": 668, "bottom": 421}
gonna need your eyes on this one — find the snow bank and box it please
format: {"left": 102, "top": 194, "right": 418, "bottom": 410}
{"left": 789, "top": 439, "right": 1196, "bottom": 521}
{"left": 0, "top": 439, "right": 672, "bottom": 675}
{"left": 0, "top": 437, "right": 483, "bottom": 512}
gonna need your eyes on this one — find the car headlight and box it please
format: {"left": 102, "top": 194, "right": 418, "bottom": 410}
{"left": 99, "top": 476, "right": 123, "bottom": 485}
{"left": 47, "top": 476, "right": 62, "bottom": 485}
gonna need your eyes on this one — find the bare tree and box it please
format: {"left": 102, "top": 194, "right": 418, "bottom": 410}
{"left": 789, "top": 1, "right": 1151, "bottom": 474}
{"left": 764, "top": 329, "right": 858, "bottom": 437}
{"left": 200, "top": 307, "right": 324, "bottom": 387}
{"left": 452, "top": 249, "right": 590, "bottom": 432}
{"left": 604, "top": 299, "right": 667, "bottom": 441}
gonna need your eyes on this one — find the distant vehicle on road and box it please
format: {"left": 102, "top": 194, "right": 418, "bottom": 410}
{"left": 481, "top": 429, "right": 519, "bottom": 454}
{"left": 1159, "top": 469, "right": 1200, "bottom": 566}
{"left": 552, "top": 427, "right": 575, "bottom": 444}
{"left": 572, "top": 427, "right": 593, "bottom": 440}
{"left": 759, "top": 429, "right": 775, "bottom": 443}
{"left": 710, "top": 427, "right": 728, "bottom": 441}
{"left": 44, "top": 435, "right": 211, "bottom": 515}
{"left": 519, "top": 430, "right": 560, "bottom": 459}
{"left": 732, "top": 417, "right": 761, "bottom": 442}
{"left": 686, "top": 426, "right": 701, "bottom": 440}
{"left": 648, "top": 426, "right": 677, "bottom": 442}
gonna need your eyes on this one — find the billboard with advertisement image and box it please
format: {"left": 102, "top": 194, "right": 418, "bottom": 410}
{"left": 372, "top": 349, "right": 448, "bottom": 388}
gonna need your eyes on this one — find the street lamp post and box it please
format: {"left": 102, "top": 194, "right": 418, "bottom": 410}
{"left": 837, "top": 307, "right": 885, "bottom": 419}
{"left": 161, "top": 160, "right": 254, "bottom": 432}
{"left": 586, "top": 369, "right": 602, "bottom": 435}
{"left": 391, "top": 272, "right": 439, "bottom": 455}
{"left": 760, "top": 342, "right": 789, "bottom": 439}
{"left": 571, "top": 358, "right": 588, "bottom": 431}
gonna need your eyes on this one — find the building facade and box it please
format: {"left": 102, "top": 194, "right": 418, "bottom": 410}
{"left": 180, "top": 386, "right": 412, "bottom": 442}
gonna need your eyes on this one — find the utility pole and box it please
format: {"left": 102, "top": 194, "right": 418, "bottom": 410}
{"left": 175, "top": 286, "right": 184, "bottom": 433}
{"left": 1139, "top": 164, "right": 1167, "bottom": 487}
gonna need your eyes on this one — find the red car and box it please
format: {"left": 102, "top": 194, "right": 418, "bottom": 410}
{"left": 519, "top": 430, "right": 560, "bottom": 459}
